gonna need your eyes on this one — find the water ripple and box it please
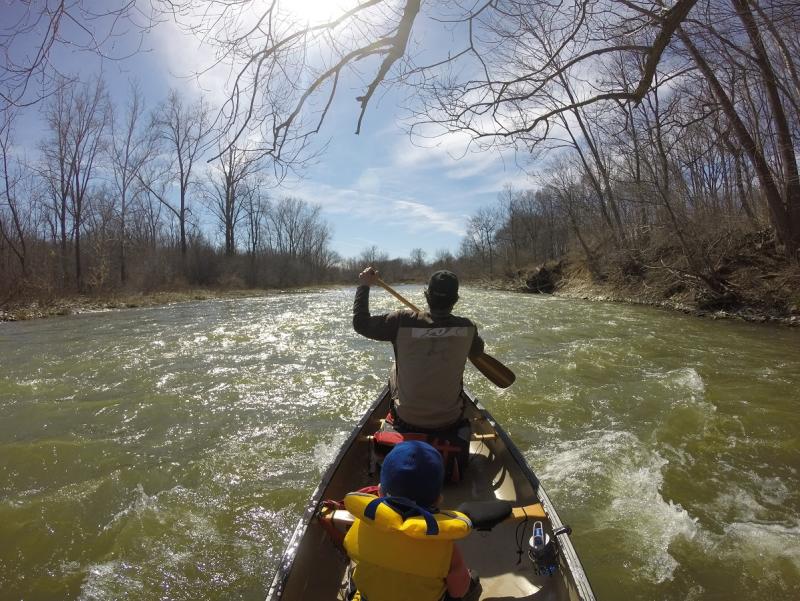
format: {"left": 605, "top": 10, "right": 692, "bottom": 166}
{"left": 1, "top": 288, "right": 799, "bottom": 600}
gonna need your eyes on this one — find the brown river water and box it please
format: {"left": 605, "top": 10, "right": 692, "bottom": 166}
{"left": 1, "top": 287, "right": 799, "bottom": 600}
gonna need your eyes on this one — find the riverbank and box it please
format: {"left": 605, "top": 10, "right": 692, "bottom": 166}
{"left": 554, "top": 274, "right": 800, "bottom": 326}
{"left": 503, "top": 230, "right": 800, "bottom": 327}
{"left": 476, "top": 272, "right": 799, "bottom": 326}
{"left": 0, "top": 289, "right": 274, "bottom": 322}
{"left": 4, "top": 240, "right": 798, "bottom": 327}
{"left": 5, "top": 279, "right": 797, "bottom": 326}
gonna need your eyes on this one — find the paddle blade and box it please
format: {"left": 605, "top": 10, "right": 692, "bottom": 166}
{"left": 469, "top": 352, "right": 516, "bottom": 388}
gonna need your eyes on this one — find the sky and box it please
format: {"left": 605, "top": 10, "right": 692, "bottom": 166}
{"left": 4, "top": 0, "right": 536, "bottom": 262}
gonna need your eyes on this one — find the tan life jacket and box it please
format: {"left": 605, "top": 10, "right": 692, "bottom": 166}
{"left": 390, "top": 324, "right": 475, "bottom": 428}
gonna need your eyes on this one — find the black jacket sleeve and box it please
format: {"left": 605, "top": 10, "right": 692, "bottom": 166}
{"left": 353, "top": 285, "right": 400, "bottom": 342}
{"left": 469, "top": 323, "right": 486, "bottom": 357}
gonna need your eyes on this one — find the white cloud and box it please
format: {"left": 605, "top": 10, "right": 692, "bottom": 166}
{"left": 390, "top": 128, "right": 513, "bottom": 183}
{"left": 288, "top": 179, "right": 466, "bottom": 237}
{"left": 390, "top": 200, "right": 466, "bottom": 236}
{"left": 354, "top": 168, "right": 382, "bottom": 194}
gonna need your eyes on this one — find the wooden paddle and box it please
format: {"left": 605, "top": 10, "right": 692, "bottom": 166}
{"left": 375, "top": 278, "right": 516, "bottom": 388}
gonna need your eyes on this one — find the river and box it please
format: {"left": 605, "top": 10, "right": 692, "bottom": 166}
{"left": 1, "top": 287, "right": 799, "bottom": 600}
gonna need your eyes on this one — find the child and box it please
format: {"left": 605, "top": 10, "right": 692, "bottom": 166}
{"left": 343, "top": 441, "right": 479, "bottom": 601}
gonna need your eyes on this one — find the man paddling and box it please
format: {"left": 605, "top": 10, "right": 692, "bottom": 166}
{"left": 353, "top": 267, "right": 485, "bottom": 475}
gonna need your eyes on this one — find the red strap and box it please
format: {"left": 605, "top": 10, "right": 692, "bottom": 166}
{"left": 373, "top": 431, "right": 405, "bottom": 446}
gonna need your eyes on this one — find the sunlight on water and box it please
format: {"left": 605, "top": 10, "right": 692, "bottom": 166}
{"left": 1, "top": 287, "right": 799, "bottom": 600}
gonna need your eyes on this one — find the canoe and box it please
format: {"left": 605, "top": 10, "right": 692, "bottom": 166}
{"left": 266, "top": 386, "right": 596, "bottom": 601}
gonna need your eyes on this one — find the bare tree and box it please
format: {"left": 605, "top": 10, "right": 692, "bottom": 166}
{"left": 39, "top": 83, "right": 75, "bottom": 285}
{"left": 266, "top": 196, "right": 333, "bottom": 284}
{"left": 242, "top": 183, "right": 270, "bottom": 285}
{"left": 204, "top": 142, "right": 262, "bottom": 256}
{"left": 496, "top": 187, "right": 568, "bottom": 266}
{"left": 465, "top": 206, "right": 501, "bottom": 275}
{"left": 543, "top": 161, "right": 599, "bottom": 275}
{"left": 409, "top": 247, "right": 427, "bottom": 269}
{"left": 157, "top": 1, "right": 422, "bottom": 158}
{"left": 433, "top": 248, "right": 456, "bottom": 269}
{"left": 137, "top": 163, "right": 170, "bottom": 251}
{"left": 143, "top": 90, "right": 212, "bottom": 261}
{"left": 0, "top": 108, "right": 28, "bottom": 276}
{"left": 159, "top": 1, "right": 698, "bottom": 153}
{"left": 1, "top": 2, "right": 153, "bottom": 107}
{"left": 110, "top": 81, "right": 152, "bottom": 284}
{"left": 37, "top": 78, "right": 109, "bottom": 290}
{"left": 66, "top": 78, "right": 109, "bottom": 291}
{"left": 165, "top": 0, "right": 798, "bottom": 260}
{"left": 359, "top": 244, "right": 389, "bottom": 268}
{"left": 676, "top": 4, "right": 800, "bottom": 256}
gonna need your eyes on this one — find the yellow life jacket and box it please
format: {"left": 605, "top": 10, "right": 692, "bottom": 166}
{"left": 343, "top": 492, "right": 472, "bottom": 601}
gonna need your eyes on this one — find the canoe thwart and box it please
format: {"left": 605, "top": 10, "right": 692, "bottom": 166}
{"left": 359, "top": 432, "right": 496, "bottom": 443}
{"left": 323, "top": 501, "right": 547, "bottom": 533}
{"left": 457, "top": 500, "right": 547, "bottom": 529}
{"left": 510, "top": 503, "right": 547, "bottom": 521}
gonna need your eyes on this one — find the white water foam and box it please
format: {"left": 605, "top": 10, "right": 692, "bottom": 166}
{"left": 77, "top": 560, "right": 143, "bottom": 600}
{"left": 84, "top": 485, "right": 223, "bottom": 599}
{"left": 669, "top": 367, "right": 705, "bottom": 394}
{"left": 102, "top": 483, "right": 157, "bottom": 532}
{"left": 607, "top": 457, "right": 699, "bottom": 584}
{"left": 711, "top": 477, "right": 793, "bottom": 524}
{"left": 539, "top": 430, "right": 699, "bottom": 584}
{"left": 313, "top": 431, "right": 350, "bottom": 472}
{"left": 693, "top": 519, "right": 800, "bottom": 580}
{"left": 723, "top": 521, "right": 800, "bottom": 569}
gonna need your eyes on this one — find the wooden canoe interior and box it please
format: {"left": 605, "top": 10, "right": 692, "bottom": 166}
{"left": 270, "top": 391, "right": 588, "bottom": 601}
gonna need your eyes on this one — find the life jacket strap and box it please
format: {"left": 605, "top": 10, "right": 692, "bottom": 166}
{"left": 363, "top": 496, "right": 440, "bottom": 536}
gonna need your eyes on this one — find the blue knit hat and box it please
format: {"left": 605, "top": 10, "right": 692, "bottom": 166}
{"left": 380, "top": 441, "right": 444, "bottom": 508}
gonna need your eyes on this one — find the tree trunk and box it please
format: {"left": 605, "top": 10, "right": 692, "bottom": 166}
{"left": 730, "top": 0, "right": 800, "bottom": 256}
{"left": 680, "top": 29, "right": 800, "bottom": 257}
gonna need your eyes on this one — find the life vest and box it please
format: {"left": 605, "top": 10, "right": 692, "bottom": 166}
{"left": 343, "top": 492, "right": 472, "bottom": 601}
{"left": 391, "top": 324, "right": 475, "bottom": 428}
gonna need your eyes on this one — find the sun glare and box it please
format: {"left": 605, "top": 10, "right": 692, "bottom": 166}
{"left": 279, "top": 0, "right": 358, "bottom": 24}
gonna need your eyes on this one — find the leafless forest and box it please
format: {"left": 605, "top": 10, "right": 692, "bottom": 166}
{"left": 1, "top": 1, "right": 798, "bottom": 315}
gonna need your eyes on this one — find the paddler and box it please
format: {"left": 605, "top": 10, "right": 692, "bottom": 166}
{"left": 353, "top": 267, "right": 485, "bottom": 478}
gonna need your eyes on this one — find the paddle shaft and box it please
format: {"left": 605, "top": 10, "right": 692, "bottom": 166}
{"left": 374, "top": 278, "right": 515, "bottom": 388}
{"left": 378, "top": 279, "right": 422, "bottom": 312}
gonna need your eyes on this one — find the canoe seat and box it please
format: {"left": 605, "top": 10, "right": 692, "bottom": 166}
{"left": 373, "top": 427, "right": 469, "bottom": 483}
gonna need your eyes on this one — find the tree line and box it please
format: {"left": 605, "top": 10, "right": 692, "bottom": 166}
{"left": 432, "top": 0, "right": 800, "bottom": 301}
{"left": 156, "top": 0, "right": 798, "bottom": 300}
{"left": 2, "top": 1, "right": 799, "bottom": 306}
{"left": 0, "top": 80, "right": 340, "bottom": 302}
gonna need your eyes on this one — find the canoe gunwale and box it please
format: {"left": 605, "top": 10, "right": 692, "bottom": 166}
{"left": 470, "top": 394, "right": 597, "bottom": 601}
{"left": 266, "top": 387, "right": 596, "bottom": 601}
{"left": 265, "top": 385, "right": 389, "bottom": 601}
